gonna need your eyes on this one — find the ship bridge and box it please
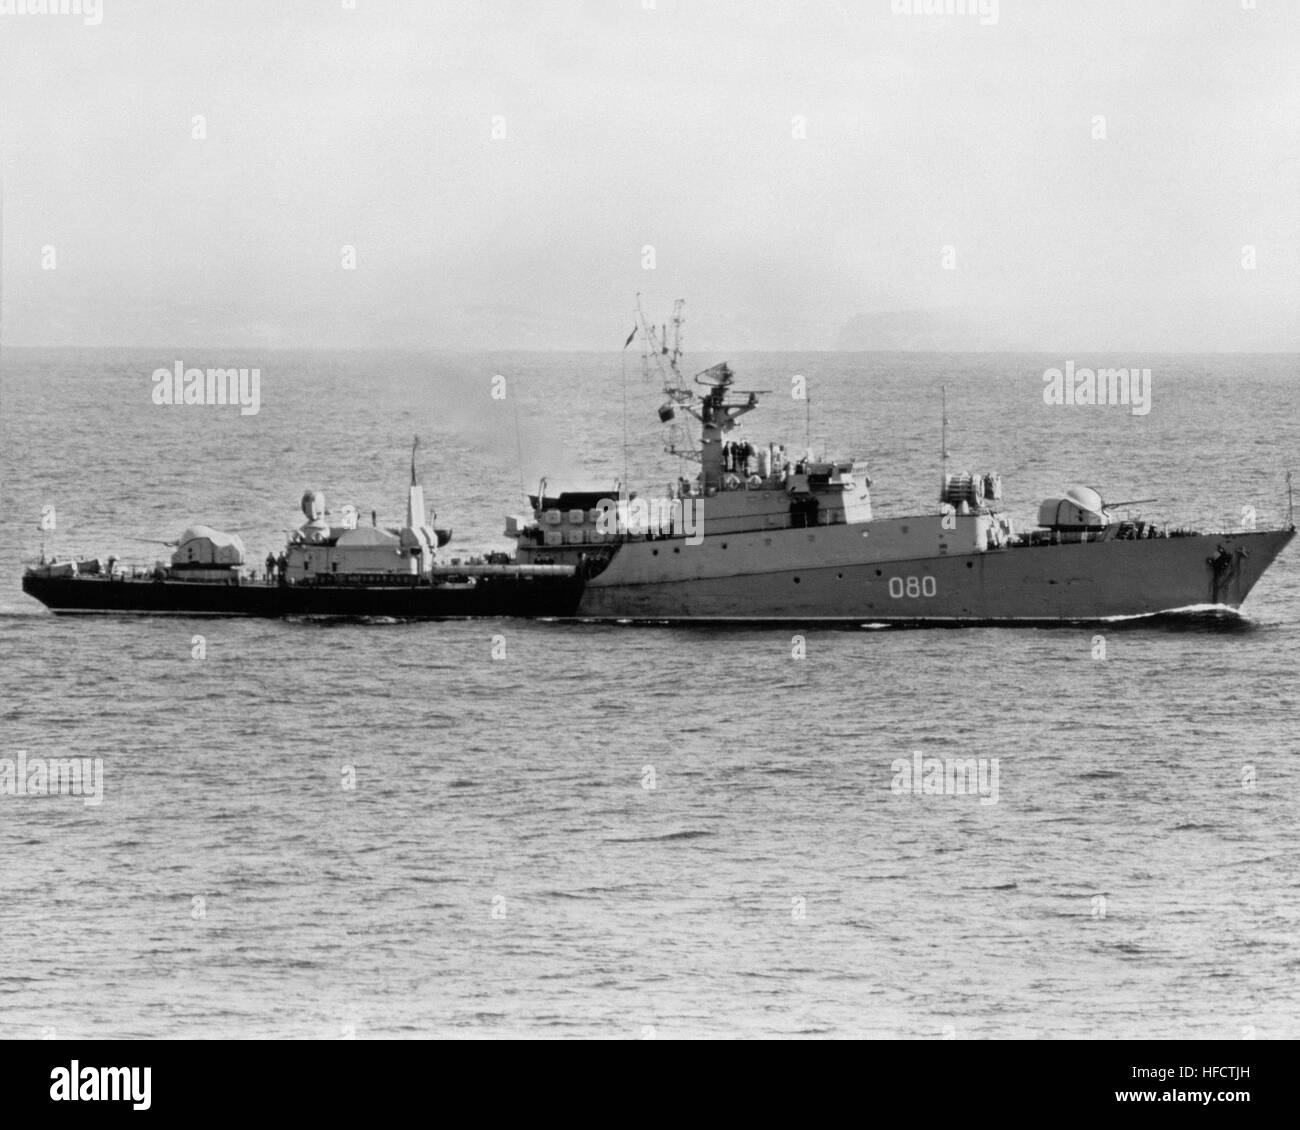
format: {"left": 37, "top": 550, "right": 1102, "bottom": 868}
{"left": 509, "top": 354, "right": 875, "bottom": 564}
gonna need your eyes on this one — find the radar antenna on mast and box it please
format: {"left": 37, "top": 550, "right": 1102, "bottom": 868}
{"left": 638, "top": 296, "right": 688, "bottom": 397}
{"left": 637, "top": 297, "right": 696, "bottom": 461}
{"left": 668, "top": 299, "right": 684, "bottom": 372}
{"left": 940, "top": 384, "right": 949, "bottom": 504}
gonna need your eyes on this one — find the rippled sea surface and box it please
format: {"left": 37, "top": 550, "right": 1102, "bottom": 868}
{"left": 1, "top": 350, "right": 1297, "bottom": 1038}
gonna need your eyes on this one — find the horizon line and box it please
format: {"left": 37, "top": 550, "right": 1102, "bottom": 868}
{"left": 2, "top": 344, "right": 1298, "bottom": 356}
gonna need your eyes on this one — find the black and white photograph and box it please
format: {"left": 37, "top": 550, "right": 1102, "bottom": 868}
{"left": 0, "top": 0, "right": 1295, "bottom": 1095}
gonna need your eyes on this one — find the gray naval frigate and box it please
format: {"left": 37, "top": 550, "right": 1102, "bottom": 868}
{"left": 22, "top": 301, "right": 1294, "bottom": 623}
{"left": 509, "top": 303, "right": 1294, "bottom": 625}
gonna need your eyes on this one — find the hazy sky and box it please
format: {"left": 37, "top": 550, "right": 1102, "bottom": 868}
{"left": 1, "top": 0, "right": 1297, "bottom": 350}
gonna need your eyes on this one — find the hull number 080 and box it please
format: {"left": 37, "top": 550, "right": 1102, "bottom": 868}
{"left": 888, "top": 575, "right": 937, "bottom": 598}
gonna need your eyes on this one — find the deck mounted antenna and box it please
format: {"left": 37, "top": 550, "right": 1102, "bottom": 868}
{"left": 639, "top": 296, "right": 693, "bottom": 462}
{"left": 621, "top": 345, "right": 629, "bottom": 497}
{"left": 940, "top": 384, "right": 950, "bottom": 500}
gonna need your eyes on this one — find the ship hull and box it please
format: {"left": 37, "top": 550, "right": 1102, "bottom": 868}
{"left": 22, "top": 527, "right": 1292, "bottom": 623}
{"left": 20, "top": 573, "right": 587, "bottom": 619}
{"left": 574, "top": 527, "right": 1295, "bottom": 623}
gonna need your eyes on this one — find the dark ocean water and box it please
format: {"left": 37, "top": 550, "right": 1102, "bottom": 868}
{"left": 1, "top": 349, "right": 1297, "bottom": 1039}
